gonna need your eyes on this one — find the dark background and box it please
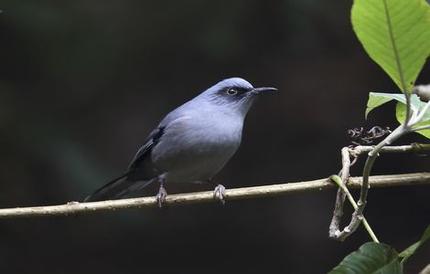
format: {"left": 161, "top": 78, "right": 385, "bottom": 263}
{"left": 0, "top": 1, "right": 429, "bottom": 273}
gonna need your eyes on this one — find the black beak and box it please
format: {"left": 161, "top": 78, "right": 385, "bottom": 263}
{"left": 250, "top": 87, "right": 278, "bottom": 95}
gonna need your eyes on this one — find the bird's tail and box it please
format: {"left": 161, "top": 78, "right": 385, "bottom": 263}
{"left": 84, "top": 172, "right": 154, "bottom": 202}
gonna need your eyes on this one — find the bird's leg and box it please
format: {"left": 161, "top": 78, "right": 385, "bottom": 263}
{"left": 155, "top": 176, "right": 167, "bottom": 208}
{"left": 207, "top": 180, "right": 226, "bottom": 205}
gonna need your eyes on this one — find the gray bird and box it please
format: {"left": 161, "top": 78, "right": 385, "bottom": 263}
{"left": 85, "top": 77, "right": 277, "bottom": 206}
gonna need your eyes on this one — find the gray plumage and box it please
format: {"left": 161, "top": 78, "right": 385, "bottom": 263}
{"left": 85, "top": 77, "right": 277, "bottom": 202}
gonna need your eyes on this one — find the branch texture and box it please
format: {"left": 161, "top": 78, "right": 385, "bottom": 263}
{"left": 329, "top": 142, "right": 430, "bottom": 241}
{"left": 0, "top": 172, "right": 429, "bottom": 219}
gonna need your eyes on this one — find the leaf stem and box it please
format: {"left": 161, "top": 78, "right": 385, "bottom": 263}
{"left": 411, "top": 125, "right": 430, "bottom": 132}
{"left": 408, "top": 99, "right": 430, "bottom": 127}
{"left": 382, "top": 0, "right": 411, "bottom": 123}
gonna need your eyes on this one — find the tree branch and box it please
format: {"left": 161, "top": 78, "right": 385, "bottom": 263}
{"left": 329, "top": 148, "right": 351, "bottom": 239}
{"left": 0, "top": 172, "right": 429, "bottom": 219}
{"left": 351, "top": 143, "right": 430, "bottom": 155}
{"left": 420, "top": 264, "right": 430, "bottom": 274}
{"left": 330, "top": 175, "right": 379, "bottom": 242}
{"left": 329, "top": 143, "right": 430, "bottom": 241}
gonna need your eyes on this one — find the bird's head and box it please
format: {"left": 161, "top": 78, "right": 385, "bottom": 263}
{"left": 200, "top": 77, "right": 277, "bottom": 116}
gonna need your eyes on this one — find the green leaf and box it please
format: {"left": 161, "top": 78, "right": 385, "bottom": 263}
{"left": 366, "top": 92, "right": 407, "bottom": 118}
{"left": 415, "top": 121, "right": 430, "bottom": 137}
{"left": 351, "top": 0, "right": 430, "bottom": 92}
{"left": 399, "top": 225, "right": 430, "bottom": 264}
{"left": 395, "top": 96, "right": 430, "bottom": 138}
{"left": 365, "top": 92, "right": 430, "bottom": 138}
{"left": 329, "top": 242, "right": 402, "bottom": 274}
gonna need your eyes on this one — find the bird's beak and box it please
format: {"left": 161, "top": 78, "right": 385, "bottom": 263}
{"left": 249, "top": 87, "right": 278, "bottom": 95}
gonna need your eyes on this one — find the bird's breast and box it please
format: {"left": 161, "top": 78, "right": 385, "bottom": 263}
{"left": 188, "top": 113, "right": 243, "bottom": 148}
{"left": 167, "top": 113, "right": 243, "bottom": 155}
{"left": 151, "top": 113, "right": 244, "bottom": 182}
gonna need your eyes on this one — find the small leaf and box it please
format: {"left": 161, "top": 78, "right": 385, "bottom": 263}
{"left": 395, "top": 96, "right": 430, "bottom": 138}
{"left": 352, "top": 0, "right": 430, "bottom": 92}
{"left": 366, "top": 92, "right": 407, "bottom": 118}
{"left": 399, "top": 225, "right": 430, "bottom": 264}
{"left": 329, "top": 242, "right": 402, "bottom": 274}
{"left": 414, "top": 121, "right": 430, "bottom": 138}
{"left": 395, "top": 102, "right": 407, "bottom": 125}
{"left": 366, "top": 92, "right": 430, "bottom": 139}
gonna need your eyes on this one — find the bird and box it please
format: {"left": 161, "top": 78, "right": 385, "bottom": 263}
{"left": 85, "top": 77, "right": 277, "bottom": 206}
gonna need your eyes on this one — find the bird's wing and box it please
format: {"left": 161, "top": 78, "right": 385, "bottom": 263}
{"left": 127, "top": 101, "right": 194, "bottom": 169}
{"left": 128, "top": 126, "right": 165, "bottom": 170}
{"left": 84, "top": 127, "right": 165, "bottom": 202}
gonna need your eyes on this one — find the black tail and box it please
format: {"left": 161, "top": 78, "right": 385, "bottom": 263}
{"left": 84, "top": 172, "right": 138, "bottom": 202}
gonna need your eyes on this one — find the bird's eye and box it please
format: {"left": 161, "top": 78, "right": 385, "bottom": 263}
{"left": 226, "top": 88, "right": 238, "bottom": 95}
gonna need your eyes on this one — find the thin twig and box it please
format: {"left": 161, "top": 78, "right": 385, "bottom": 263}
{"left": 329, "top": 148, "right": 351, "bottom": 238}
{"left": 351, "top": 143, "right": 430, "bottom": 155}
{"left": 420, "top": 264, "right": 430, "bottom": 274}
{"left": 408, "top": 100, "right": 430, "bottom": 127}
{"left": 330, "top": 175, "right": 379, "bottom": 242}
{"left": 339, "top": 126, "right": 408, "bottom": 240}
{"left": 412, "top": 125, "right": 430, "bottom": 132}
{"left": 329, "top": 143, "right": 430, "bottom": 241}
{"left": 0, "top": 172, "right": 429, "bottom": 219}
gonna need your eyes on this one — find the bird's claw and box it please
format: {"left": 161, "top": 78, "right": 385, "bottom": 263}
{"left": 213, "top": 184, "right": 226, "bottom": 205}
{"left": 156, "top": 185, "right": 167, "bottom": 208}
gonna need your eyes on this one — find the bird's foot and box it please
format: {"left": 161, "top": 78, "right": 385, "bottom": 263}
{"left": 213, "top": 184, "right": 226, "bottom": 205}
{"left": 156, "top": 185, "right": 167, "bottom": 208}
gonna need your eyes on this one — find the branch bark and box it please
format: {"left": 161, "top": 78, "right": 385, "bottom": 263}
{"left": 330, "top": 175, "right": 379, "bottom": 242}
{"left": 331, "top": 127, "right": 406, "bottom": 241}
{"left": 329, "top": 142, "right": 430, "bottom": 241}
{"left": 351, "top": 143, "right": 430, "bottom": 155}
{"left": 0, "top": 172, "right": 429, "bottom": 219}
{"left": 329, "top": 148, "right": 351, "bottom": 239}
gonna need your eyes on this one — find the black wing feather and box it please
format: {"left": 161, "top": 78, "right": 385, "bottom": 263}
{"left": 84, "top": 126, "right": 165, "bottom": 202}
{"left": 128, "top": 126, "right": 165, "bottom": 170}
